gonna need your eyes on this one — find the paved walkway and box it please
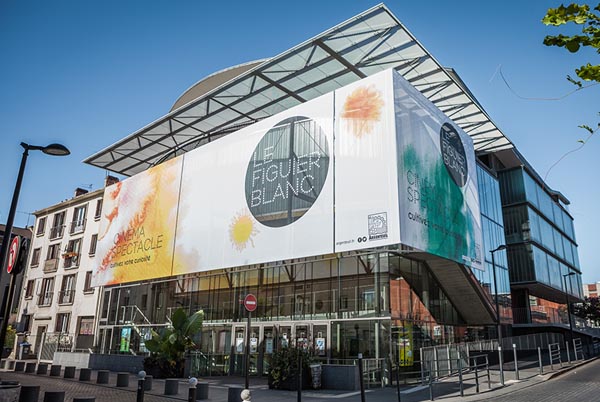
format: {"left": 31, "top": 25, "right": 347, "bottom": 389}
{"left": 0, "top": 357, "right": 596, "bottom": 402}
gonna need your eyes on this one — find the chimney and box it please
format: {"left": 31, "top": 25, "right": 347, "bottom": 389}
{"left": 105, "top": 175, "right": 119, "bottom": 187}
{"left": 74, "top": 188, "right": 88, "bottom": 197}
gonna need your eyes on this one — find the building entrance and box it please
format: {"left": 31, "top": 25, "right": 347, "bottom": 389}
{"left": 230, "top": 320, "right": 330, "bottom": 376}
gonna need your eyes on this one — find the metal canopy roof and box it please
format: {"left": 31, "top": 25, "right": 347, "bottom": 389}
{"left": 84, "top": 3, "right": 513, "bottom": 177}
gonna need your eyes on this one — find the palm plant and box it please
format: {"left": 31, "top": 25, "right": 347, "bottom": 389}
{"left": 143, "top": 308, "right": 204, "bottom": 377}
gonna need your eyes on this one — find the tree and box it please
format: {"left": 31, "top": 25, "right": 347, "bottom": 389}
{"left": 572, "top": 296, "right": 600, "bottom": 326}
{"left": 542, "top": 3, "right": 599, "bottom": 140}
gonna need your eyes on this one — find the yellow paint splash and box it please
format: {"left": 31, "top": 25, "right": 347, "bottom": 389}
{"left": 229, "top": 210, "right": 259, "bottom": 251}
{"left": 341, "top": 85, "right": 384, "bottom": 138}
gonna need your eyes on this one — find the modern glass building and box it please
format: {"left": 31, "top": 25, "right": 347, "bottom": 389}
{"left": 72, "top": 4, "right": 584, "bottom": 380}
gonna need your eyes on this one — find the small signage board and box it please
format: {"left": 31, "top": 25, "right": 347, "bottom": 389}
{"left": 244, "top": 293, "right": 257, "bottom": 312}
{"left": 7, "top": 236, "right": 20, "bottom": 274}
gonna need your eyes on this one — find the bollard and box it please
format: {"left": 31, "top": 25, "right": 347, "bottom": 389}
{"left": 36, "top": 363, "right": 48, "bottom": 375}
{"left": 512, "top": 344, "right": 519, "bottom": 380}
{"left": 196, "top": 382, "right": 209, "bottom": 400}
{"left": 457, "top": 358, "right": 463, "bottom": 397}
{"left": 43, "top": 391, "right": 65, "bottom": 402}
{"left": 79, "top": 368, "right": 91, "bottom": 381}
{"left": 498, "top": 346, "right": 505, "bottom": 386}
{"left": 474, "top": 360, "right": 479, "bottom": 393}
{"left": 297, "top": 353, "right": 303, "bottom": 402}
{"left": 19, "top": 385, "right": 40, "bottom": 402}
{"left": 188, "top": 378, "right": 198, "bottom": 402}
{"left": 486, "top": 355, "right": 491, "bottom": 389}
{"left": 64, "top": 366, "right": 76, "bottom": 379}
{"left": 96, "top": 370, "right": 109, "bottom": 384}
{"left": 25, "top": 362, "right": 36, "bottom": 373}
{"left": 143, "top": 375, "right": 153, "bottom": 391}
{"left": 73, "top": 398, "right": 95, "bottom": 402}
{"left": 116, "top": 372, "right": 129, "bottom": 387}
{"left": 50, "top": 365, "right": 61, "bottom": 377}
{"left": 165, "top": 379, "right": 179, "bottom": 395}
{"left": 137, "top": 371, "right": 146, "bottom": 402}
{"left": 395, "top": 357, "right": 402, "bottom": 402}
{"left": 566, "top": 342, "right": 571, "bottom": 364}
{"left": 420, "top": 347, "right": 425, "bottom": 385}
{"left": 428, "top": 363, "right": 434, "bottom": 401}
{"left": 538, "top": 347, "right": 543, "bottom": 375}
{"left": 358, "top": 353, "right": 365, "bottom": 402}
{"left": 227, "top": 387, "right": 243, "bottom": 402}
{"left": 14, "top": 361, "right": 25, "bottom": 372}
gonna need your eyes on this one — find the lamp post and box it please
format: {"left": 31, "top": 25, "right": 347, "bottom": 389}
{"left": 562, "top": 272, "right": 576, "bottom": 343}
{"left": 0, "top": 142, "right": 70, "bottom": 352}
{"left": 490, "top": 245, "right": 507, "bottom": 344}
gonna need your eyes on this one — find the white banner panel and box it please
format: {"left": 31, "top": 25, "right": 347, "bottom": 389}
{"left": 394, "top": 72, "right": 483, "bottom": 270}
{"left": 334, "top": 70, "right": 400, "bottom": 252}
{"left": 173, "top": 94, "right": 334, "bottom": 274}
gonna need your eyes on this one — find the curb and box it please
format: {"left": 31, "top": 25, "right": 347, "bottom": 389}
{"left": 542, "top": 356, "right": 599, "bottom": 381}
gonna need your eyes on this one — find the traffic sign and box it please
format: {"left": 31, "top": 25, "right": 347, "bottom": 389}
{"left": 7, "top": 236, "right": 20, "bottom": 274}
{"left": 244, "top": 293, "right": 257, "bottom": 312}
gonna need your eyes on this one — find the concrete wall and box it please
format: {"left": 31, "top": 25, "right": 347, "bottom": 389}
{"left": 88, "top": 354, "right": 145, "bottom": 373}
{"left": 321, "top": 365, "right": 359, "bottom": 390}
{"left": 53, "top": 352, "right": 90, "bottom": 369}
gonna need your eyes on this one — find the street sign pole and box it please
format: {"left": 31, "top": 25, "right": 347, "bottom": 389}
{"left": 243, "top": 293, "right": 257, "bottom": 391}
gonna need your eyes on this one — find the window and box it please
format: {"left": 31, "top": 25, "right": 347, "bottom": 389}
{"left": 59, "top": 274, "right": 76, "bottom": 304}
{"left": 83, "top": 271, "right": 94, "bottom": 293}
{"left": 78, "top": 316, "right": 94, "bottom": 335}
{"left": 94, "top": 199, "right": 103, "bottom": 219}
{"left": 89, "top": 234, "right": 98, "bottom": 255}
{"left": 50, "top": 211, "right": 66, "bottom": 239}
{"left": 36, "top": 217, "right": 46, "bottom": 236}
{"left": 63, "top": 238, "right": 82, "bottom": 269}
{"left": 55, "top": 313, "right": 70, "bottom": 333}
{"left": 70, "top": 205, "right": 87, "bottom": 234}
{"left": 25, "top": 280, "right": 35, "bottom": 299}
{"left": 38, "top": 277, "right": 55, "bottom": 306}
{"left": 31, "top": 248, "right": 41, "bottom": 267}
{"left": 44, "top": 243, "right": 61, "bottom": 273}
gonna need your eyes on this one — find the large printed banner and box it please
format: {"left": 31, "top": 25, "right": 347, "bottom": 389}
{"left": 394, "top": 72, "right": 483, "bottom": 269}
{"left": 93, "top": 69, "right": 482, "bottom": 286}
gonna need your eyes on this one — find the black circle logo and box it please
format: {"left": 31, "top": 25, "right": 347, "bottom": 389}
{"left": 245, "top": 116, "right": 330, "bottom": 227}
{"left": 440, "top": 123, "right": 468, "bottom": 187}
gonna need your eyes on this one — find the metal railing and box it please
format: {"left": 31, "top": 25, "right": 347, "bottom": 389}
{"left": 69, "top": 220, "right": 86, "bottom": 234}
{"left": 58, "top": 289, "right": 75, "bottom": 304}
{"left": 49, "top": 225, "right": 65, "bottom": 240}
{"left": 37, "top": 291, "right": 53, "bottom": 306}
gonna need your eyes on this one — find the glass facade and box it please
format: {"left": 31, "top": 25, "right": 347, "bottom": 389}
{"left": 474, "top": 164, "right": 511, "bottom": 323}
{"left": 498, "top": 167, "right": 582, "bottom": 301}
{"left": 96, "top": 250, "right": 483, "bottom": 377}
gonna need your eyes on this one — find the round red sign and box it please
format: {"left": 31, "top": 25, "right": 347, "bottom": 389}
{"left": 7, "top": 236, "right": 20, "bottom": 274}
{"left": 244, "top": 293, "right": 257, "bottom": 312}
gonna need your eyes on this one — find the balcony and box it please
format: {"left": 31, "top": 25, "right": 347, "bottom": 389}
{"left": 37, "top": 292, "right": 53, "bottom": 307}
{"left": 49, "top": 225, "right": 65, "bottom": 240}
{"left": 69, "top": 220, "right": 86, "bottom": 235}
{"left": 63, "top": 253, "right": 80, "bottom": 269}
{"left": 58, "top": 289, "right": 75, "bottom": 305}
{"left": 43, "top": 258, "right": 59, "bottom": 273}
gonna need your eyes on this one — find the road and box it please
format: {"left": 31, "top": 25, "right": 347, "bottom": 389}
{"left": 485, "top": 357, "right": 600, "bottom": 402}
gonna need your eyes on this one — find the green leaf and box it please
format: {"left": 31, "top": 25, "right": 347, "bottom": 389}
{"left": 185, "top": 310, "right": 204, "bottom": 336}
{"left": 578, "top": 124, "right": 594, "bottom": 134}
{"left": 171, "top": 308, "right": 187, "bottom": 330}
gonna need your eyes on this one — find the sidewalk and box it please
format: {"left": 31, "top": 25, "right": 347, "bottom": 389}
{"left": 0, "top": 356, "right": 596, "bottom": 402}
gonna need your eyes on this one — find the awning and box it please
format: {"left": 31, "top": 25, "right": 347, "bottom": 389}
{"left": 84, "top": 3, "right": 513, "bottom": 177}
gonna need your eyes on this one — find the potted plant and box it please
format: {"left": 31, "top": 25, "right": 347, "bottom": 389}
{"left": 268, "top": 346, "right": 314, "bottom": 390}
{"left": 143, "top": 308, "right": 203, "bottom": 378}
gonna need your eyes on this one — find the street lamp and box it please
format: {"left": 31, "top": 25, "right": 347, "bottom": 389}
{"left": 563, "top": 272, "right": 576, "bottom": 343}
{"left": 0, "top": 142, "right": 70, "bottom": 353}
{"left": 490, "top": 244, "right": 507, "bottom": 344}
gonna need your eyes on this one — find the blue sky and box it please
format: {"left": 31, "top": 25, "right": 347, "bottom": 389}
{"left": 1, "top": 1, "right": 598, "bottom": 281}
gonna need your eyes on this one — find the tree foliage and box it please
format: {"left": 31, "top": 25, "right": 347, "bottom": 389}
{"left": 543, "top": 3, "right": 600, "bottom": 144}
{"left": 572, "top": 296, "right": 600, "bottom": 325}
{"left": 543, "top": 3, "right": 600, "bottom": 84}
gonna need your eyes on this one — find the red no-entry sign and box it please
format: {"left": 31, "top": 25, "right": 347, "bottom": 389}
{"left": 7, "top": 236, "right": 20, "bottom": 274}
{"left": 244, "top": 293, "right": 257, "bottom": 312}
